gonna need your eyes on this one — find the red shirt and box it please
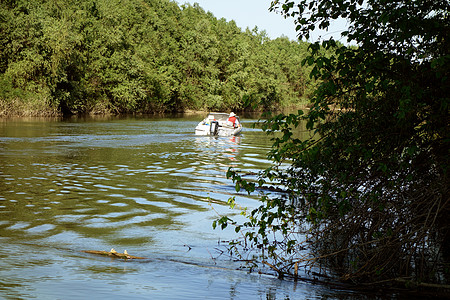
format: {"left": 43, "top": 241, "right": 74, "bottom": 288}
{"left": 228, "top": 116, "right": 237, "bottom": 126}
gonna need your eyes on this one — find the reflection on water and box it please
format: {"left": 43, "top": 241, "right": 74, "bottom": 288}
{"left": 0, "top": 116, "right": 357, "bottom": 299}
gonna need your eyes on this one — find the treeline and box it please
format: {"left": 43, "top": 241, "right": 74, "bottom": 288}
{"left": 0, "top": 0, "right": 321, "bottom": 116}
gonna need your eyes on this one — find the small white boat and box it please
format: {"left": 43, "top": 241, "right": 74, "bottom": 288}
{"left": 195, "top": 112, "right": 243, "bottom": 136}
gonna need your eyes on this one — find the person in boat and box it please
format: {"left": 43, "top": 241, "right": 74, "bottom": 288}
{"left": 227, "top": 112, "right": 240, "bottom": 128}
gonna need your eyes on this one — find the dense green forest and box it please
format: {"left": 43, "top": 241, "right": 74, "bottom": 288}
{"left": 0, "top": 0, "right": 320, "bottom": 116}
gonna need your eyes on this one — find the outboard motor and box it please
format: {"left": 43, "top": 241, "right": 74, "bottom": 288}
{"left": 210, "top": 121, "right": 219, "bottom": 135}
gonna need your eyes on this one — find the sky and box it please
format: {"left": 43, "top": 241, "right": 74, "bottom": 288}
{"left": 175, "top": 0, "right": 349, "bottom": 43}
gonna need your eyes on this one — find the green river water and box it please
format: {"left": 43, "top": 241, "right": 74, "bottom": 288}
{"left": 0, "top": 115, "right": 369, "bottom": 299}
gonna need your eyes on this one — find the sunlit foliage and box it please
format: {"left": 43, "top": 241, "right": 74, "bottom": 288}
{"left": 219, "top": 0, "right": 449, "bottom": 289}
{"left": 0, "top": 0, "right": 321, "bottom": 115}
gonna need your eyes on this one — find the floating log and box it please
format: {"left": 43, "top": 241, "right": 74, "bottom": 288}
{"left": 83, "top": 248, "right": 146, "bottom": 259}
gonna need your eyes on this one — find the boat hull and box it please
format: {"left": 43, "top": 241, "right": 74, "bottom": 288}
{"left": 195, "top": 124, "right": 242, "bottom": 136}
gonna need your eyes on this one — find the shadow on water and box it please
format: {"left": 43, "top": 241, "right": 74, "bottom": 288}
{"left": 0, "top": 115, "right": 391, "bottom": 299}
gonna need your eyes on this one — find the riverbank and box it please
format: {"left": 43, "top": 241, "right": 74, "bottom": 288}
{"left": 0, "top": 98, "right": 310, "bottom": 118}
{"left": 0, "top": 98, "right": 59, "bottom": 117}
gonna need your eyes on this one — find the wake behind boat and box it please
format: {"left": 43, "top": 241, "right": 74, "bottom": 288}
{"left": 195, "top": 112, "right": 242, "bottom": 136}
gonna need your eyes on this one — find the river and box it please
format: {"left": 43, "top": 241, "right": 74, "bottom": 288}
{"left": 0, "top": 115, "right": 362, "bottom": 299}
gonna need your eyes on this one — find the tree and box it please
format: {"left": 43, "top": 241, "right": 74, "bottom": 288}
{"left": 0, "top": 0, "right": 319, "bottom": 115}
{"left": 220, "top": 0, "right": 449, "bottom": 288}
